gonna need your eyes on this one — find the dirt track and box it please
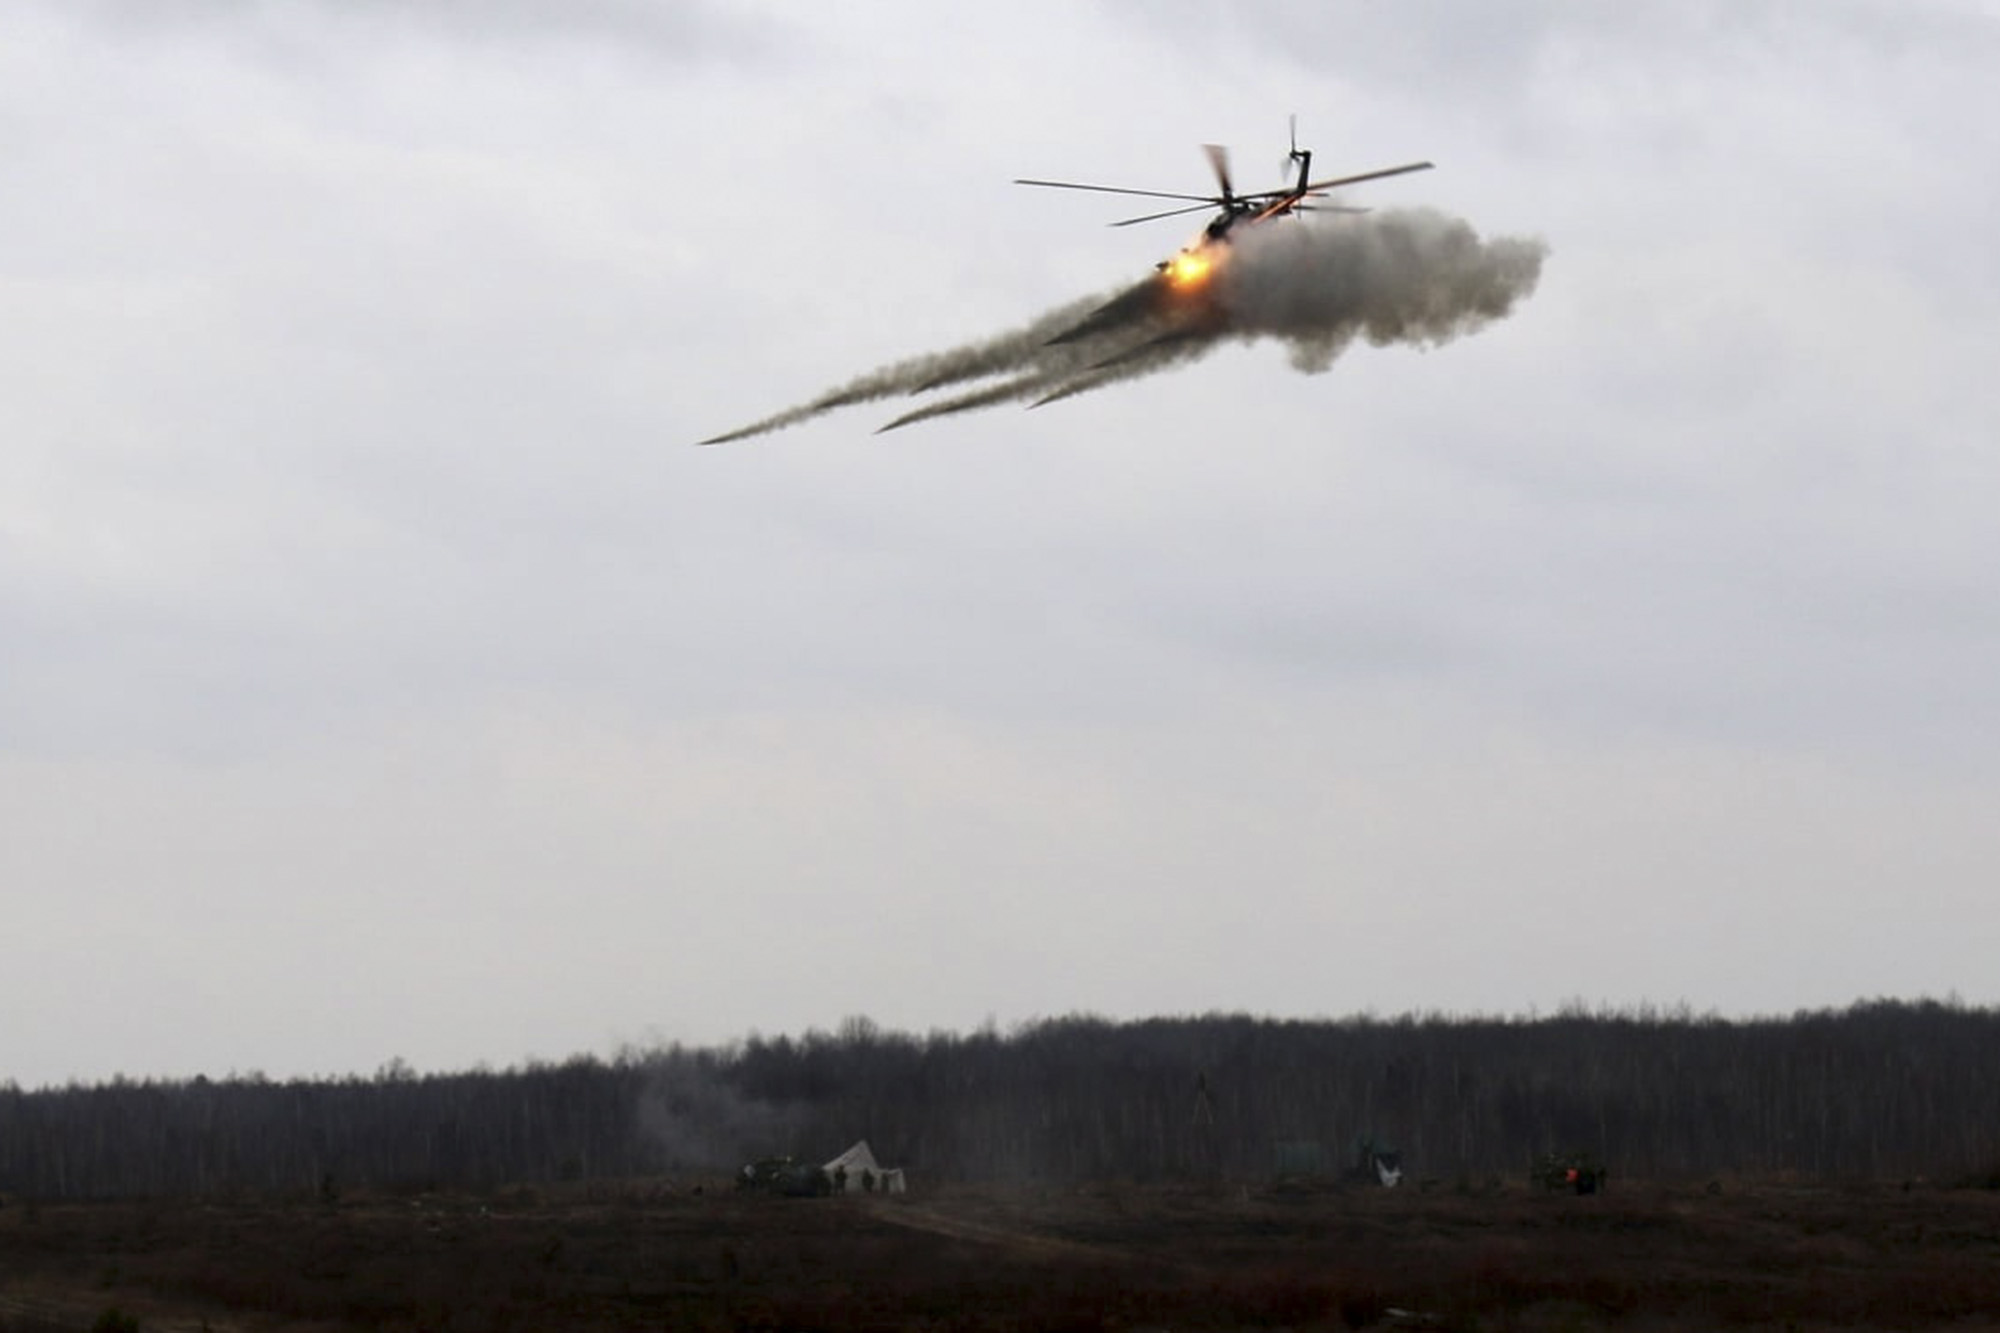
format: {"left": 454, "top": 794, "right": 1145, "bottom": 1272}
{"left": 864, "top": 1197, "right": 1150, "bottom": 1268}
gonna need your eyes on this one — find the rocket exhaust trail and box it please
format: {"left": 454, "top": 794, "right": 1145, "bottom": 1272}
{"left": 1029, "top": 374, "right": 1114, "bottom": 409}
{"left": 698, "top": 208, "right": 1547, "bottom": 443}
{"left": 1086, "top": 327, "right": 1213, "bottom": 374}
{"left": 1033, "top": 332, "right": 1217, "bottom": 408}
{"left": 877, "top": 373, "right": 1065, "bottom": 433}
{"left": 698, "top": 286, "right": 1156, "bottom": 445}
{"left": 881, "top": 317, "right": 1198, "bottom": 431}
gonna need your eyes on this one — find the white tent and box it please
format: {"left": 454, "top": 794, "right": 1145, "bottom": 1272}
{"left": 823, "top": 1139, "right": 906, "bottom": 1194}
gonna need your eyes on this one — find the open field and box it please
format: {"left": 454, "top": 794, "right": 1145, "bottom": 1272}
{"left": 4, "top": 1179, "right": 1999, "bottom": 1331}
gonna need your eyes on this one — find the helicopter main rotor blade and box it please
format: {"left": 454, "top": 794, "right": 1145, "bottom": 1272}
{"left": 1202, "top": 143, "right": 1234, "bottom": 201}
{"left": 1013, "top": 178, "right": 1219, "bottom": 204}
{"left": 1109, "top": 201, "right": 1221, "bottom": 227}
{"left": 1299, "top": 161, "right": 1435, "bottom": 192}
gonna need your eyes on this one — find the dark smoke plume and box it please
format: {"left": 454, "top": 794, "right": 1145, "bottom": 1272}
{"left": 698, "top": 209, "right": 1546, "bottom": 445}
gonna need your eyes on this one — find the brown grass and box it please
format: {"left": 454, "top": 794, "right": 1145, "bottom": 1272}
{"left": 3, "top": 1179, "right": 1999, "bottom": 1331}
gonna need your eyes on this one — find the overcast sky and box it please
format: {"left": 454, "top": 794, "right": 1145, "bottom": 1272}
{"left": 6, "top": 1, "right": 1998, "bottom": 1088}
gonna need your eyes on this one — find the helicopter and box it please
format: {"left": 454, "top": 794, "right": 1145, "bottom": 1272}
{"left": 1016, "top": 117, "right": 1433, "bottom": 287}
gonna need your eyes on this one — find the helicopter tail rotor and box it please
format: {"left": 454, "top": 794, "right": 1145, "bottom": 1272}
{"left": 1285, "top": 113, "right": 1313, "bottom": 191}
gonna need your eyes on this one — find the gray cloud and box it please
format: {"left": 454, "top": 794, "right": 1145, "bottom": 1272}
{"left": 4, "top": 0, "right": 1998, "bottom": 1086}
{"left": 63, "top": 0, "right": 783, "bottom": 63}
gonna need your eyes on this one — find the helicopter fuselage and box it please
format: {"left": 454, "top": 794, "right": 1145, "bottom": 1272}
{"left": 1020, "top": 126, "right": 1432, "bottom": 340}
{"left": 1153, "top": 193, "right": 1300, "bottom": 273}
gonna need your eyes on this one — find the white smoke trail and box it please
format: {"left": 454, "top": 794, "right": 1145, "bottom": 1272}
{"left": 698, "top": 209, "right": 1546, "bottom": 444}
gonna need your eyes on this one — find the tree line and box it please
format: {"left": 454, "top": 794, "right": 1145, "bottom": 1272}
{"left": 3, "top": 1000, "right": 1996, "bottom": 1199}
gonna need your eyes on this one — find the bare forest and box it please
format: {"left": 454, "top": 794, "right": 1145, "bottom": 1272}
{"left": 5, "top": 1001, "right": 1997, "bottom": 1202}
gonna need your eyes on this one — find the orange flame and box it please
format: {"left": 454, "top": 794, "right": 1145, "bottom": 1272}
{"left": 1165, "top": 248, "right": 1214, "bottom": 288}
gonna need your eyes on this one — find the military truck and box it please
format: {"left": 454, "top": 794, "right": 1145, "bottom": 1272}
{"left": 736, "top": 1156, "right": 831, "bottom": 1197}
